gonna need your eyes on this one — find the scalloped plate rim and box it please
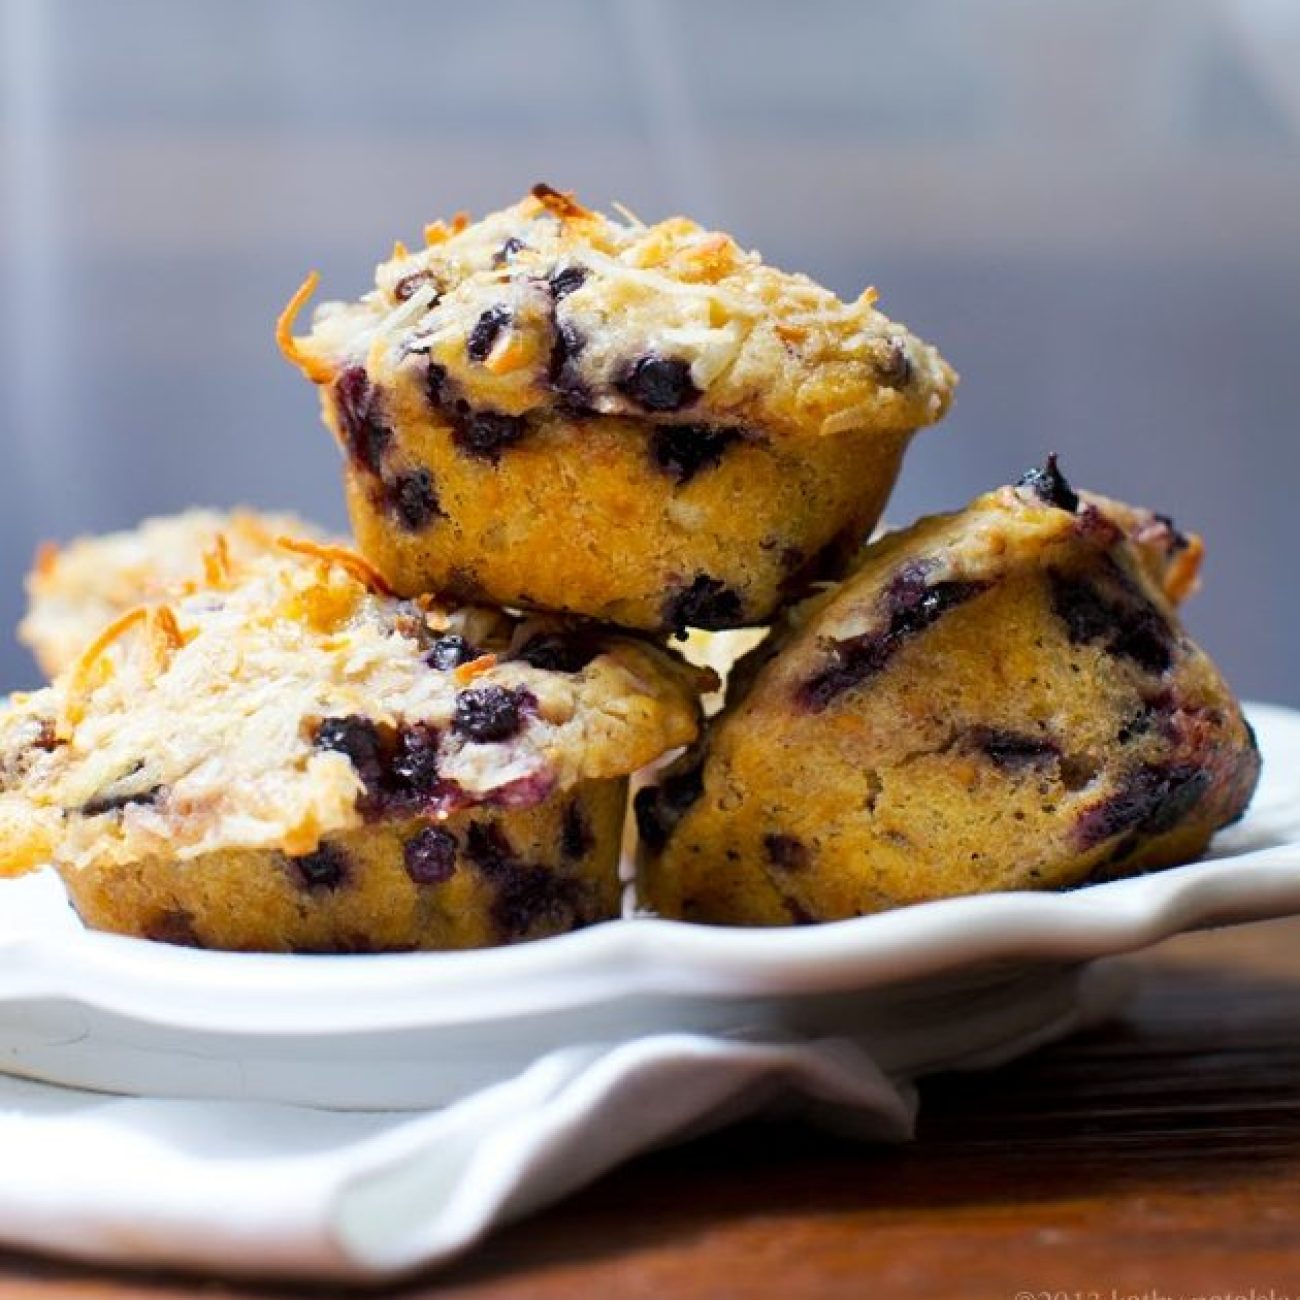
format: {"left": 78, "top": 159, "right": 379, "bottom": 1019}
{"left": 0, "top": 701, "right": 1296, "bottom": 1038}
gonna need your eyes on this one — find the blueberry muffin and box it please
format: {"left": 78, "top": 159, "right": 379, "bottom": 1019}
{"left": 20, "top": 508, "right": 325, "bottom": 678}
{"left": 279, "top": 185, "right": 956, "bottom": 632}
{"left": 0, "top": 538, "right": 707, "bottom": 951}
{"left": 638, "top": 460, "right": 1259, "bottom": 924}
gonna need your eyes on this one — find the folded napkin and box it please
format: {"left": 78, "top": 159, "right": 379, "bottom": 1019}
{"left": 0, "top": 962, "right": 1129, "bottom": 1283}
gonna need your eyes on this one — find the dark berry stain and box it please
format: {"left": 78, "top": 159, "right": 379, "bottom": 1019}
{"left": 1017, "top": 454, "right": 1080, "bottom": 513}
{"left": 493, "top": 867, "right": 584, "bottom": 938}
{"left": 466, "top": 306, "right": 512, "bottom": 363}
{"left": 454, "top": 686, "right": 533, "bottom": 743}
{"left": 763, "top": 833, "right": 810, "bottom": 871}
{"left": 547, "top": 319, "right": 589, "bottom": 405}
{"left": 464, "top": 820, "right": 584, "bottom": 937}
{"left": 799, "top": 569, "right": 990, "bottom": 710}
{"left": 333, "top": 366, "right": 392, "bottom": 476}
{"left": 427, "top": 361, "right": 451, "bottom": 406}
{"left": 315, "top": 716, "right": 457, "bottom": 817}
{"left": 966, "top": 727, "right": 1059, "bottom": 771}
{"left": 493, "top": 237, "right": 526, "bottom": 267}
{"left": 428, "top": 362, "right": 530, "bottom": 462}
{"left": 561, "top": 801, "right": 593, "bottom": 860}
{"left": 426, "top": 634, "right": 479, "bottom": 672}
{"left": 388, "top": 468, "right": 443, "bottom": 532}
{"left": 617, "top": 354, "right": 699, "bottom": 413}
{"left": 548, "top": 265, "right": 587, "bottom": 300}
{"left": 465, "top": 821, "right": 515, "bottom": 873}
{"left": 80, "top": 784, "right": 164, "bottom": 817}
{"left": 1075, "top": 763, "right": 1212, "bottom": 850}
{"left": 1048, "top": 563, "right": 1174, "bottom": 675}
{"left": 875, "top": 337, "right": 913, "bottom": 389}
{"left": 650, "top": 425, "right": 741, "bottom": 484}
{"left": 513, "top": 630, "right": 600, "bottom": 674}
{"left": 634, "top": 763, "right": 704, "bottom": 853}
{"left": 403, "top": 826, "right": 458, "bottom": 885}
{"left": 664, "top": 574, "right": 744, "bottom": 633}
{"left": 287, "top": 843, "right": 351, "bottom": 892}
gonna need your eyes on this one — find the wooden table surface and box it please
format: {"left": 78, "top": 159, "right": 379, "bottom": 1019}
{"left": 3, "top": 917, "right": 1299, "bottom": 1300}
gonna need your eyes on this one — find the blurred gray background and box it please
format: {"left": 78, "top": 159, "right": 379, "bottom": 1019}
{"left": 2, "top": 0, "right": 1297, "bottom": 701}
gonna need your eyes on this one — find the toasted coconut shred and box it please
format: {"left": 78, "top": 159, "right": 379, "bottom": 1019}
{"left": 276, "top": 271, "right": 333, "bottom": 383}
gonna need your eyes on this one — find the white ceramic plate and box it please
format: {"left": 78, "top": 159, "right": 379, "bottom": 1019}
{"left": 1, "top": 703, "right": 1297, "bottom": 1111}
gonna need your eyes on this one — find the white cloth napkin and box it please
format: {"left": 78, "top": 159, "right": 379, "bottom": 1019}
{"left": 0, "top": 963, "right": 1128, "bottom": 1283}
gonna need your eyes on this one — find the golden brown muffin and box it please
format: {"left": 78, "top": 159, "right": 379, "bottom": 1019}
{"left": 20, "top": 507, "right": 326, "bottom": 678}
{"left": 0, "top": 538, "right": 707, "bottom": 951}
{"left": 280, "top": 185, "right": 956, "bottom": 631}
{"left": 638, "top": 459, "right": 1259, "bottom": 924}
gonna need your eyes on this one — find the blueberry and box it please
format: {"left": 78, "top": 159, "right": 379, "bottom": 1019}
{"left": 426, "top": 635, "right": 479, "bottom": 672}
{"left": 452, "top": 410, "right": 528, "bottom": 462}
{"left": 547, "top": 319, "right": 588, "bottom": 403}
{"left": 287, "top": 843, "right": 350, "bottom": 892}
{"left": 391, "top": 724, "right": 441, "bottom": 797}
{"left": 387, "top": 469, "right": 442, "bottom": 532}
{"left": 314, "top": 716, "right": 386, "bottom": 794}
{"left": 663, "top": 575, "right": 744, "bottom": 633}
{"left": 466, "top": 306, "right": 511, "bottom": 363}
{"left": 513, "top": 630, "right": 599, "bottom": 673}
{"left": 453, "top": 686, "right": 531, "bottom": 743}
{"left": 561, "top": 801, "right": 593, "bottom": 860}
{"left": 634, "top": 763, "right": 704, "bottom": 852}
{"left": 548, "top": 265, "right": 587, "bottom": 300}
{"left": 650, "top": 425, "right": 740, "bottom": 484}
{"left": 403, "top": 826, "right": 458, "bottom": 885}
{"left": 1017, "top": 454, "right": 1079, "bottom": 513}
{"left": 333, "top": 366, "right": 391, "bottom": 476}
{"left": 427, "top": 361, "right": 532, "bottom": 458}
{"left": 1075, "top": 763, "right": 1211, "bottom": 849}
{"left": 616, "top": 354, "right": 699, "bottom": 412}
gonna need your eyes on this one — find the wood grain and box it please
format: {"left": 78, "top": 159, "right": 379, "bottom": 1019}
{"left": 3, "top": 917, "right": 1300, "bottom": 1299}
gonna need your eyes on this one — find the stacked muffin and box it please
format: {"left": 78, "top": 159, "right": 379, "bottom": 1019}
{"left": 0, "top": 185, "right": 1259, "bottom": 950}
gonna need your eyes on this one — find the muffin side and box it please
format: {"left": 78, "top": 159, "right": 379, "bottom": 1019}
{"left": 281, "top": 187, "right": 957, "bottom": 629}
{"left": 638, "top": 464, "right": 1259, "bottom": 924}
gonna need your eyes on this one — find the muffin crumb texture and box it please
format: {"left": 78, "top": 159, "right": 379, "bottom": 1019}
{"left": 638, "top": 467, "right": 1259, "bottom": 925}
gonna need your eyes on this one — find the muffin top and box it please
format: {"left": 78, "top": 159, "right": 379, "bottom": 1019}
{"left": 281, "top": 185, "right": 956, "bottom": 442}
{"left": 20, "top": 507, "right": 326, "bottom": 679}
{"left": 0, "top": 537, "right": 707, "bottom": 876}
